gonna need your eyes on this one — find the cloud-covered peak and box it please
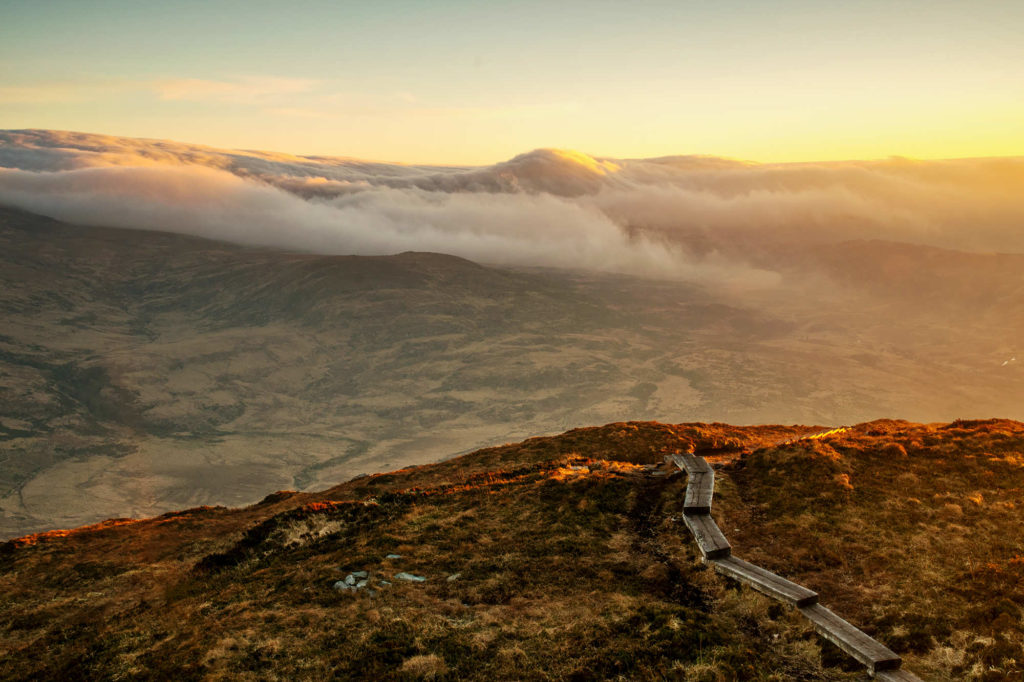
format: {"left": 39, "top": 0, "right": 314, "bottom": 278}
{"left": 502, "top": 148, "right": 611, "bottom": 169}
{"left": 1, "top": 129, "right": 1023, "bottom": 284}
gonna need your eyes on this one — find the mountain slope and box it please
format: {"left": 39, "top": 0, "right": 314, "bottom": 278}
{"left": 1, "top": 420, "right": 1021, "bottom": 680}
{"left": 3, "top": 205, "right": 1024, "bottom": 537}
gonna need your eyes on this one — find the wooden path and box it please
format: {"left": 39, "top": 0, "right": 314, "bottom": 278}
{"left": 670, "top": 452, "right": 923, "bottom": 680}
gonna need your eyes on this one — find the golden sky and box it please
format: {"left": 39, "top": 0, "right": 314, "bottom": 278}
{"left": 1, "top": 0, "right": 1022, "bottom": 164}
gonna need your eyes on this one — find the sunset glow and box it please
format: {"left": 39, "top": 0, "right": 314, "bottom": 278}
{"left": 4, "top": 3, "right": 1024, "bottom": 679}
{"left": 2, "top": 1, "right": 1023, "bottom": 164}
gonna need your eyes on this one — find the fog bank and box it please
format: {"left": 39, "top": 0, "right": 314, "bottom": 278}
{"left": 2, "top": 129, "right": 1022, "bottom": 283}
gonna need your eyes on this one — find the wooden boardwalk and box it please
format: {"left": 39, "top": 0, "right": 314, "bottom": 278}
{"left": 682, "top": 512, "right": 731, "bottom": 560}
{"left": 671, "top": 453, "right": 716, "bottom": 515}
{"left": 711, "top": 555, "right": 818, "bottom": 607}
{"left": 800, "top": 603, "right": 902, "bottom": 673}
{"left": 670, "top": 452, "right": 922, "bottom": 681}
{"left": 875, "top": 669, "right": 929, "bottom": 681}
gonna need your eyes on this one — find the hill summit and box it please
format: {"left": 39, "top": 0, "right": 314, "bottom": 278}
{"left": 2, "top": 419, "right": 1021, "bottom": 680}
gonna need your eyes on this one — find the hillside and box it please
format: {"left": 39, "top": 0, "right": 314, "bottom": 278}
{"left": 1, "top": 419, "right": 1021, "bottom": 680}
{"left": 3, "top": 205, "right": 1024, "bottom": 538}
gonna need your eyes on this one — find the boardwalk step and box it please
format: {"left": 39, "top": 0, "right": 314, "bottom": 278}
{"left": 683, "top": 513, "right": 731, "bottom": 560}
{"left": 675, "top": 450, "right": 912, "bottom": 679}
{"left": 684, "top": 469, "right": 714, "bottom": 514}
{"left": 671, "top": 453, "right": 712, "bottom": 476}
{"left": 799, "top": 603, "right": 902, "bottom": 673}
{"left": 710, "top": 555, "right": 818, "bottom": 607}
{"left": 874, "top": 669, "right": 924, "bottom": 681}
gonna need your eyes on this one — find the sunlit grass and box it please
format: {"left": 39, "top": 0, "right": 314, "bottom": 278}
{"left": 1, "top": 419, "right": 1019, "bottom": 679}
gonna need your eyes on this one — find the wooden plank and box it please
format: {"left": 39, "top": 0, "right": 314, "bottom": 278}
{"left": 683, "top": 513, "right": 731, "bottom": 560}
{"left": 685, "top": 453, "right": 712, "bottom": 475}
{"left": 671, "top": 453, "right": 712, "bottom": 476}
{"left": 684, "top": 469, "right": 714, "bottom": 514}
{"left": 874, "top": 670, "right": 923, "bottom": 681}
{"left": 710, "top": 555, "right": 818, "bottom": 607}
{"left": 799, "top": 603, "right": 902, "bottom": 673}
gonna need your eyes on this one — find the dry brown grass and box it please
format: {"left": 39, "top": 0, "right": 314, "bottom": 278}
{"left": 1, "top": 419, "right": 1018, "bottom": 680}
{"left": 714, "top": 418, "right": 1024, "bottom": 681}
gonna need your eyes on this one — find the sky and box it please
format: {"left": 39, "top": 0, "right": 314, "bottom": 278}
{"left": 1, "top": 0, "right": 1023, "bottom": 164}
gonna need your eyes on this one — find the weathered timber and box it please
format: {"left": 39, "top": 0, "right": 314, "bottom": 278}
{"left": 673, "top": 449, "right": 912, "bottom": 679}
{"left": 682, "top": 512, "right": 731, "bottom": 560}
{"left": 710, "top": 555, "right": 818, "bottom": 607}
{"left": 874, "top": 669, "right": 924, "bottom": 681}
{"left": 799, "top": 603, "right": 902, "bottom": 673}
{"left": 684, "top": 469, "right": 714, "bottom": 514}
{"left": 671, "top": 452, "right": 712, "bottom": 476}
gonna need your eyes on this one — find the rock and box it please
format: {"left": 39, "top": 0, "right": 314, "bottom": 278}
{"left": 351, "top": 571, "right": 369, "bottom": 579}
{"left": 379, "top": 580, "right": 391, "bottom": 586}
{"left": 395, "top": 572, "right": 427, "bottom": 582}
{"left": 344, "top": 575, "right": 356, "bottom": 586}
{"left": 356, "top": 579, "right": 369, "bottom": 588}
{"left": 333, "top": 581, "right": 351, "bottom": 591}
{"left": 446, "top": 573, "right": 461, "bottom": 582}
{"left": 385, "top": 554, "right": 402, "bottom": 559}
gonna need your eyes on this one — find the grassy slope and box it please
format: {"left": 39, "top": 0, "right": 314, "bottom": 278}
{"left": 0, "top": 420, "right": 1021, "bottom": 680}
{"left": 715, "top": 418, "right": 1024, "bottom": 681}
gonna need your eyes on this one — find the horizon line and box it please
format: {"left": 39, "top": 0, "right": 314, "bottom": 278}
{"left": 5, "top": 127, "right": 1024, "bottom": 169}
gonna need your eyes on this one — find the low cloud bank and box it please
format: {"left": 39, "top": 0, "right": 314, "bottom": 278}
{"left": 1, "top": 130, "right": 1023, "bottom": 284}
{"left": 0, "top": 162, "right": 751, "bottom": 283}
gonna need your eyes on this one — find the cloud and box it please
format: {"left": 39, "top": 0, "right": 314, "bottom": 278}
{"left": 153, "top": 76, "right": 318, "bottom": 102}
{"left": 0, "top": 130, "right": 1022, "bottom": 286}
{"left": 0, "top": 76, "right": 318, "bottom": 107}
{"left": 266, "top": 107, "right": 336, "bottom": 119}
{"left": 0, "top": 80, "right": 141, "bottom": 105}
{"left": 0, "top": 161, "right": 763, "bottom": 284}
{"left": 0, "top": 84, "right": 88, "bottom": 105}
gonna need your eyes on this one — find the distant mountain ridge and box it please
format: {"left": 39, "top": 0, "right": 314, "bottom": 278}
{"left": 3, "top": 128, "right": 1024, "bottom": 259}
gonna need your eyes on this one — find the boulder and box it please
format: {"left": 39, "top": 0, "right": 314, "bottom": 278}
{"left": 395, "top": 572, "right": 427, "bottom": 582}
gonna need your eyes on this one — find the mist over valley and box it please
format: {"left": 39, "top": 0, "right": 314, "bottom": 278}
{"left": 1, "top": 134, "right": 1021, "bottom": 537}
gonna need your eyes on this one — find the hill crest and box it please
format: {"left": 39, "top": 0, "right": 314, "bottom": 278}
{"left": 2, "top": 419, "right": 1022, "bottom": 680}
